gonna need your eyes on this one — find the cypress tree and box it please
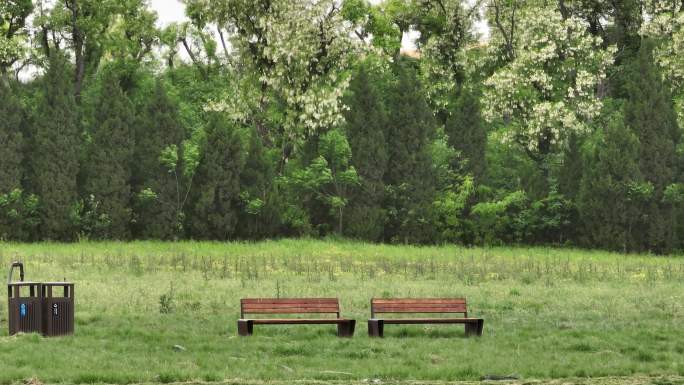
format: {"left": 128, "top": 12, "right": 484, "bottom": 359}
{"left": 343, "top": 63, "right": 389, "bottom": 241}
{"left": 0, "top": 80, "right": 36, "bottom": 241}
{"left": 624, "top": 39, "right": 680, "bottom": 253}
{"left": 132, "top": 81, "right": 185, "bottom": 239}
{"left": 578, "top": 111, "right": 643, "bottom": 252}
{"left": 384, "top": 58, "right": 437, "bottom": 243}
{"left": 0, "top": 80, "right": 24, "bottom": 194}
{"left": 83, "top": 71, "right": 135, "bottom": 239}
{"left": 236, "top": 128, "right": 280, "bottom": 239}
{"left": 29, "top": 54, "right": 81, "bottom": 241}
{"left": 188, "top": 115, "right": 244, "bottom": 240}
{"left": 445, "top": 86, "right": 487, "bottom": 182}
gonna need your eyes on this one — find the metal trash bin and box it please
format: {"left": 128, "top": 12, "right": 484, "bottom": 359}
{"left": 41, "top": 282, "right": 74, "bottom": 336}
{"left": 7, "top": 262, "right": 43, "bottom": 335}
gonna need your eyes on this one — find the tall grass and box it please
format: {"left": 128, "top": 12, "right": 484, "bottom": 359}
{"left": 0, "top": 239, "right": 682, "bottom": 384}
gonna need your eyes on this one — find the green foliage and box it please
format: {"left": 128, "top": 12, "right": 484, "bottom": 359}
{"left": 384, "top": 58, "right": 437, "bottom": 243}
{"left": 159, "top": 145, "right": 180, "bottom": 172}
{"left": 472, "top": 190, "right": 528, "bottom": 245}
{"left": 0, "top": 80, "right": 24, "bottom": 194}
{"left": 343, "top": 0, "right": 402, "bottom": 56}
{"left": 579, "top": 110, "right": 643, "bottom": 252}
{"left": 73, "top": 194, "right": 113, "bottom": 241}
{"left": 432, "top": 176, "right": 476, "bottom": 243}
{"left": 29, "top": 54, "right": 81, "bottom": 241}
{"left": 3, "top": 0, "right": 684, "bottom": 254}
{"left": 132, "top": 81, "right": 186, "bottom": 239}
{"left": 0, "top": 188, "right": 39, "bottom": 241}
{"left": 624, "top": 39, "right": 681, "bottom": 253}
{"left": 344, "top": 63, "right": 389, "bottom": 241}
{"left": 282, "top": 128, "right": 360, "bottom": 235}
{"left": 446, "top": 86, "right": 487, "bottom": 181}
{"left": 0, "top": 0, "right": 32, "bottom": 72}
{"left": 188, "top": 114, "right": 244, "bottom": 240}
{"left": 235, "top": 128, "right": 281, "bottom": 239}
{"left": 83, "top": 70, "right": 135, "bottom": 240}
{"left": 521, "top": 186, "right": 576, "bottom": 245}
{"left": 557, "top": 134, "right": 584, "bottom": 200}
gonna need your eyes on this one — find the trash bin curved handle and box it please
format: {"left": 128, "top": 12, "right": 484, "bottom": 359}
{"left": 8, "top": 261, "right": 24, "bottom": 284}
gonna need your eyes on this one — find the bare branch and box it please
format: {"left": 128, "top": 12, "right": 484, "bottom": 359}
{"left": 180, "top": 37, "right": 208, "bottom": 79}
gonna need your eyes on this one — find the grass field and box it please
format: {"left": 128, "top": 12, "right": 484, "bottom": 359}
{"left": 0, "top": 239, "right": 683, "bottom": 385}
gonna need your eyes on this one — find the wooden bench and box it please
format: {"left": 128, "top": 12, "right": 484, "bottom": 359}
{"left": 237, "top": 298, "right": 356, "bottom": 337}
{"left": 368, "top": 298, "right": 484, "bottom": 337}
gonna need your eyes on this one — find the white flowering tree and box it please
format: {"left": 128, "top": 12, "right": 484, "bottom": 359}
{"left": 203, "top": 0, "right": 358, "bottom": 161}
{"left": 418, "top": 0, "right": 478, "bottom": 116}
{"left": 260, "top": 1, "right": 354, "bottom": 139}
{"left": 641, "top": 2, "right": 684, "bottom": 125}
{"left": 482, "top": 6, "right": 615, "bottom": 160}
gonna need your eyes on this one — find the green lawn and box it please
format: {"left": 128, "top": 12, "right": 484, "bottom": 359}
{"left": 0, "top": 239, "right": 683, "bottom": 384}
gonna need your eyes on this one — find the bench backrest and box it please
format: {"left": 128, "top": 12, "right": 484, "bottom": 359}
{"left": 370, "top": 298, "right": 468, "bottom": 318}
{"left": 240, "top": 298, "right": 340, "bottom": 318}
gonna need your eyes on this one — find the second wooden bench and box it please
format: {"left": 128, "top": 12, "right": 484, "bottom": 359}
{"left": 367, "top": 298, "right": 484, "bottom": 337}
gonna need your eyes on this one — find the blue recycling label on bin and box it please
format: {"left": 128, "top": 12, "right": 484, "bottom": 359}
{"left": 20, "top": 303, "right": 27, "bottom": 317}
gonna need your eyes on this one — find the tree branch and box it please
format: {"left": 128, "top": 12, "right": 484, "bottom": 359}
{"left": 180, "top": 37, "right": 208, "bottom": 79}
{"left": 217, "top": 26, "right": 230, "bottom": 58}
{"left": 490, "top": 0, "right": 515, "bottom": 61}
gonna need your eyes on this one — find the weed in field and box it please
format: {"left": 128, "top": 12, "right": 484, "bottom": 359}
{"left": 159, "top": 283, "right": 176, "bottom": 314}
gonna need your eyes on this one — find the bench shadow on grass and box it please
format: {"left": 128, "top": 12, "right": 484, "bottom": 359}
{"left": 239, "top": 325, "right": 473, "bottom": 339}
{"left": 246, "top": 325, "right": 347, "bottom": 338}
{"left": 382, "top": 326, "right": 471, "bottom": 339}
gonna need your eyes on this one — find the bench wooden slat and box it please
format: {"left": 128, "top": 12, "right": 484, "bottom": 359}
{"left": 372, "top": 306, "right": 467, "bottom": 313}
{"left": 241, "top": 298, "right": 339, "bottom": 304}
{"left": 372, "top": 303, "right": 467, "bottom": 309}
{"left": 241, "top": 298, "right": 340, "bottom": 315}
{"left": 241, "top": 308, "right": 341, "bottom": 314}
{"left": 372, "top": 298, "right": 467, "bottom": 314}
{"left": 242, "top": 303, "right": 340, "bottom": 309}
{"left": 372, "top": 298, "right": 466, "bottom": 304}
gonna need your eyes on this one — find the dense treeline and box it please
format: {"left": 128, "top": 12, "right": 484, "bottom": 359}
{"left": 1, "top": 0, "right": 684, "bottom": 254}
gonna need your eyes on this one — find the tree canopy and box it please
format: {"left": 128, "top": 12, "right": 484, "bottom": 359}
{"left": 1, "top": 0, "right": 683, "bottom": 254}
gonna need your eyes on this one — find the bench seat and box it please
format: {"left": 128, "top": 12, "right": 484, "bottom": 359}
{"left": 373, "top": 317, "right": 482, "bottom": 324}
{"left": 243, "top": 318, "right": 354, "bottom": 324}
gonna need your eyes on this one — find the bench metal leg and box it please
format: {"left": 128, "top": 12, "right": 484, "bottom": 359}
{"left": 465, "top": 320, "right": 484, "bottom": 337}
{"left": 237, "top": 320, "right": 253, "bottom": 336}
{"left": 337, "top": 320, "right": 356, "bottom": 337}
{"left": 476, "top": 319, "right": 484, "bottom": 336}
{"left": 368, "top": 319, "right": 384, "bottom": 337}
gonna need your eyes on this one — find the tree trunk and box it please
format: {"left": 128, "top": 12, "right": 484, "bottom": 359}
{"left": 66, "top": 0, "right": 85, "bottom": 102}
